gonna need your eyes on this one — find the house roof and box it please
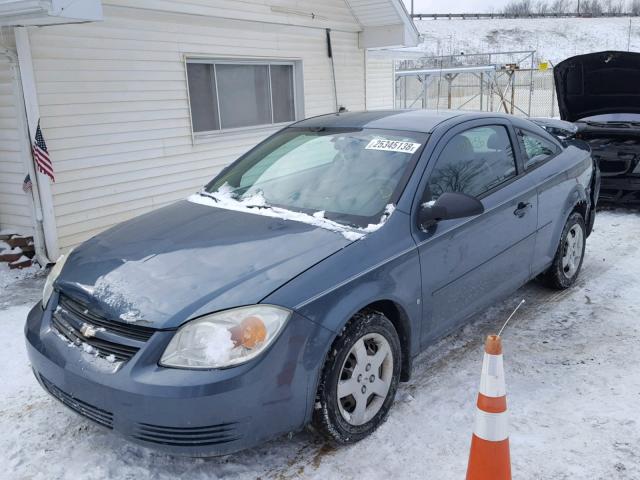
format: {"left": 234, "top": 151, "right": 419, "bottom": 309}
{"left": 0, "top": 0, "right": 103, "bottom": 27}
{"left": 348, "top": 0, "right": 418, "bottom": 36}
{"left": 347, "top": 0, "right": 419, "bottom": 48}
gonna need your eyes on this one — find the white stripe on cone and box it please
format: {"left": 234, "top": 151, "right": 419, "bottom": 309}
{"left": 479, "top": 353, "right": 506, "bottom": 398}
{"left": 474, "top": 408, "right": 509, "bottom": 442}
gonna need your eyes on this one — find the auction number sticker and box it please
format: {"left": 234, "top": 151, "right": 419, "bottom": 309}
{"left": 365, "top": 138, "right": 422, "bottom": 154}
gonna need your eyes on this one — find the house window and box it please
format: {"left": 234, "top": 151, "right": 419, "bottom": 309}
{"left": 186, "top": 60, "right": 298, "bottom": 134}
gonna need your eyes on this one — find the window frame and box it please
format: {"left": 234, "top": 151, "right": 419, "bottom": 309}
{"left": 515, "top": 128, "right": 562, "bottom": 172}
{"left": 184, "top": 57, "right": 304, "bottom": 140}
{"left": 424, "top": 123, "right": 520, "bottom": 202}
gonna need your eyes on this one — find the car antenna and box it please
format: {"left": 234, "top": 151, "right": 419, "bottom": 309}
{"left": 497, "top": 299, "right": 525, "bottom": 337}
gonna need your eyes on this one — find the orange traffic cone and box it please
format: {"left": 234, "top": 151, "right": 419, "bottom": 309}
{"left": 466, "top": 334, "right": 511, "bottom": 480}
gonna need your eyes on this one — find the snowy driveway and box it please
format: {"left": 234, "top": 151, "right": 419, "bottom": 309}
{"left": 2, "top": 210, "right": 639, "bottom": 480}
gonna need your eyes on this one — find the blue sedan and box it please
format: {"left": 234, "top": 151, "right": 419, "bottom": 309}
{"left": 25, "top": 110, "right": 598, "bottom": 456}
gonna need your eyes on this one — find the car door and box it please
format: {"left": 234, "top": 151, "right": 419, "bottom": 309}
{"left": 412, "top": 119, "right": 538, "bottom": 346}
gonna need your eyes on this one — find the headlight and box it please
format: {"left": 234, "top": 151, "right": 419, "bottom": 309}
{"left": 42, "top": 248, "right": 73, "bottom": 308}
{"left": 160, "top": 305, "right": 291, "bottom": 369}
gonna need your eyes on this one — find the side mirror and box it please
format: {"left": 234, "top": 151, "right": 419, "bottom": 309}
{"left": 418, "top": 192, "right": 484, "bottom": 230}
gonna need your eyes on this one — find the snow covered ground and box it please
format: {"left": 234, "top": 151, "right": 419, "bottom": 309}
{"left": 2, "top": 210, "right": 640, "bottom": 479}
{"left": 415, "top": 17, "right": 640, "bottom": 64}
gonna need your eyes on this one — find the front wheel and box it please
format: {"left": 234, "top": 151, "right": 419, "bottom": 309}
{"left": 540, "top": 212, "right": 586, "bottom": 289}
{"left": 312, "top": 311, "right": 401, "bottom": 444}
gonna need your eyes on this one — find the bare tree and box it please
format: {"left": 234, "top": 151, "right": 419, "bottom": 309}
{"left": 550, "top": 0, "right": 571, "bottom": 13}
{"left": 581, "top": 0, "right": 604, "bottom": 14}
{"left": 631, "top": 0, "right": 640, "bottom": 15}
{"left": 603, "top": 0, "right": 624, "bottom": 12}
{"left": 536, "top": 1, "right": 551, "bottom": 12}
{"left": 503, "top": 0, "right": 534, "bottom": 14}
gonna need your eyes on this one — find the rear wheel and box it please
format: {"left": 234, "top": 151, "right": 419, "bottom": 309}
{"left": 540, "top": 212, "right": 586, "bottom": 289}
{"left": 312, "top": 311, "right": 401, "bottom": 444}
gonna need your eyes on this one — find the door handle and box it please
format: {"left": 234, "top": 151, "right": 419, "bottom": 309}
{"left": 514, "top": 202, "right": 531, "bottom": 218}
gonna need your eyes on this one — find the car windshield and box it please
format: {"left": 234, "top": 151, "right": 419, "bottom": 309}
{"left": 203, "top": 128, "right": 427, "bottom": 227}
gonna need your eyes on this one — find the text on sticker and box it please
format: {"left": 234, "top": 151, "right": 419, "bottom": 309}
{"left": 365, "top": 139, "right": 422, "bottom": 154}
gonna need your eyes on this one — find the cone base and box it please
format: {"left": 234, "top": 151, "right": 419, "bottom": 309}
{"left": 466, "top": 434, "right": 511, "bottom": 480}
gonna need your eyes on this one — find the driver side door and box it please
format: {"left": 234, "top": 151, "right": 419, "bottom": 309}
{"left": 412, "top": 120, "right": 538, "bottom": 346}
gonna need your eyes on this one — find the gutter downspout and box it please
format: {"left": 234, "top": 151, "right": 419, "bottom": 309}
{"left": 14, "top": 26, "right": 58, "bottom": 262}
{"left": 326, "top": 28, "right": 339, "bottom": 112}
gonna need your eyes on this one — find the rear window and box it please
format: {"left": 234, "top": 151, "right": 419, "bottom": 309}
{"left": 517, "top": 130, "right": 559, "bottom": 170}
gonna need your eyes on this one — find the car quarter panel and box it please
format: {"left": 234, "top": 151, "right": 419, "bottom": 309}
{"left": 526, "top": 141, "right": 593, "bottom": 275}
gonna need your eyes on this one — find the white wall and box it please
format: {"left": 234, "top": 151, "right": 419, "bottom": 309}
{"left": 27, "top": 1, "right": 366, "bottom": 248}
{"left": 0, "top": 43, "right": 33, "bottom": 235}
{"left": 366, "top": 54, "right": 395, "bottom": 110}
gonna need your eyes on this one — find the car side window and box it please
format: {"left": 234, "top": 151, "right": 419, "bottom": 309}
{"left": 427, "top": 125, "right": 517, "bottom": 200}
{"left": 517, "top": 129, "right": 559, "bottom": 170}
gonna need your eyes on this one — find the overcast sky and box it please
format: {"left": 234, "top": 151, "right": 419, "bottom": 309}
{"left": 401, "top": 0, "right": 512, "bottom": 14}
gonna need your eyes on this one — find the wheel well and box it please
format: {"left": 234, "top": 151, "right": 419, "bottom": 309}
{"left": 572, "top": 200, "right": 588, "bottom": 220}
{"left": 362, "top": 300, "right": 412, "bottom": 382}
{"left": 571, "top": 200, "right": 592, "bottom": 235}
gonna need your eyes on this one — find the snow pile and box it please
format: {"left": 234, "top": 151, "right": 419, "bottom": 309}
{"left": 415, "top": 17, "right": 640, "bottom": 64}
{"left": 0, "top": 262, "right": 42, "bottom": 290}
{"left": 188, "top": 185, "right": 395, "bottom": 241}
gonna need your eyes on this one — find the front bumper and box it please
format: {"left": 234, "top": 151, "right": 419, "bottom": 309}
{"left": 25, "top": 298, "right": 333, "bottom": 456}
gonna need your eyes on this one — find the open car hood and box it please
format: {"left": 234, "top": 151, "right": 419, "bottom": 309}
{"left": 554, "top": 51, "right": 640, "bottom": 122}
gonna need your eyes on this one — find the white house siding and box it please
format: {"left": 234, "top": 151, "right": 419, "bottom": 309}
{"left": 366, "top": 54, "right": 395, "bottom": 110}
{"left": 27, "top": 2, "right": 366, "bottom": 249}
{"left": 0, "top": 44, "right": 33, "bottom": 235}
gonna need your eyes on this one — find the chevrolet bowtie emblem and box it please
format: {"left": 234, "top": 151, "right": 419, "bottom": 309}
{"left": 80, "top": 323, "right": 98, "bottom": 338}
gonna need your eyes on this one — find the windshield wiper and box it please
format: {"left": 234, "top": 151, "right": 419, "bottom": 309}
{"left": 198, "top": 191, "right": 219, "bottom": 202}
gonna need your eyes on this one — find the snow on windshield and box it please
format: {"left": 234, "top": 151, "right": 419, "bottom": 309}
{"left": 188, "top": 184, "right": 395, "bottom": 241}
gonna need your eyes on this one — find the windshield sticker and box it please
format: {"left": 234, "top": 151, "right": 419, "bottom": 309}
{"left": 365, "top": 138, "right": 421, "bottom": 154}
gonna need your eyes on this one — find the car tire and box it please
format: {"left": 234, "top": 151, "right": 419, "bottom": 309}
{"left": 540, "top": 212, "right": 586, "bottom": 290}
{"left": 312, "top": 310, "right": 401, "bottom": 444}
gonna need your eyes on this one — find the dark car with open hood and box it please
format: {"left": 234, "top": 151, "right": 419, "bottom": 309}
{"left": 26, "top": 110, "right": 597, "bottom": 456}
{"left": 555, "top": 51, "right": 640, "bottom": 204}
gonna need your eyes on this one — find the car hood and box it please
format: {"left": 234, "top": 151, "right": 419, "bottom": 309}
{"left": 56, "top": 201, "right": 352, "bottom": 329}
{"left": 554, "top": 51, "right": 640, "bottom": 122}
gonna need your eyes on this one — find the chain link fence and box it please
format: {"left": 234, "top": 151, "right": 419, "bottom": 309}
{"left": 395, "top": 52, "right": 559, "bottom": 118}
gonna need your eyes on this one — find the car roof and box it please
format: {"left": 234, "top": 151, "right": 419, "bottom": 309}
{"left": 292, "top": 110, "right": 517, "bottom": 134}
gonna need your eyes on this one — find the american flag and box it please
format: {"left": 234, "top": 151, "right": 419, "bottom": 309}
{"left": 32, "top": 121, "right": 54, "bottom": 182}
{"left": 22, "top": 174, "right": 32, "bottom": 193}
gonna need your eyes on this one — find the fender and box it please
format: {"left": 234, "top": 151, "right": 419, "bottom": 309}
{"left": 298, "top": 288, "right": 417, "bottom": 425}
{"left": 545, "top": 160, "right": 591, "bottom": 261}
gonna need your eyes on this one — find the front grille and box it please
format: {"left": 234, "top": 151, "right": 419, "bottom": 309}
{"left": 52, "top": 293, "right": 157, "bottom": 363}
{"left": 58, "top": 294, "right": 155, "bottom": 341}
{"left": 52, "top": 314, "right": 139, "bottom": 362}
{"left": 38, "top": 373, "right": 113, "bottom": 429}
{"left": 133, "top": 422, "right": 241, "bottom": 447}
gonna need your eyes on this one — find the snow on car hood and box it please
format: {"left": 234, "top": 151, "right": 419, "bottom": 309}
{"left": 55, "top": 200, "right": 358, "bottom": 329}
{"left": 187, "top": 184, "right": 395, "bottom": 241}
{"left": 554, "top": 51, "right": 640, "bottom": 122}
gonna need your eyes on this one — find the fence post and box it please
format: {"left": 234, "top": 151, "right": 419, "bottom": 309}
{"left": 551, "top": 70, "right": 556, "bottom": 118}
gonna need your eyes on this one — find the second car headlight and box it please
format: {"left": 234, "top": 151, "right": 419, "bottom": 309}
{"left": 160, "top": 305, "right": 291, "bottom": 369}
{"left": 42, "top": 248, "right": 73, "bottom": 309}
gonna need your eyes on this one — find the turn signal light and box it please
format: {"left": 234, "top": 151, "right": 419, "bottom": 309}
{"left": 230, "top": 315, "right": 267, "bottom": 349}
